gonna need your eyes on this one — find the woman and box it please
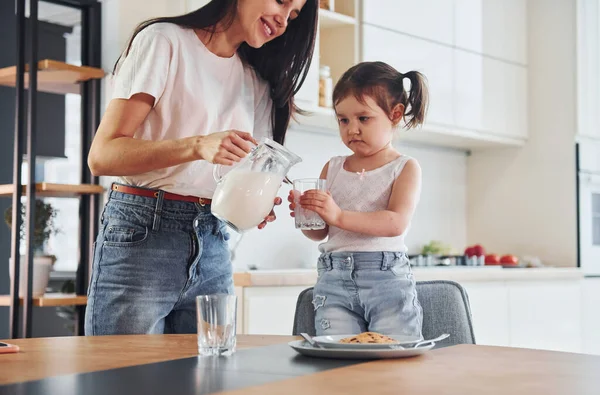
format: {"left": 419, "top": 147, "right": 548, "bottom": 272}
{"left": 85, "top": 0, "right": 318, "bottom": 335}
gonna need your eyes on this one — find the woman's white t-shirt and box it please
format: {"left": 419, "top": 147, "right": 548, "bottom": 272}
{"left": 110, "top": 23, "right": 273, "bottom": 198}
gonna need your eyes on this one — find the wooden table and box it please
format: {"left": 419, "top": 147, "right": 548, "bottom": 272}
{"left": 2, "top": 335, "right": 600, "bottom": 394}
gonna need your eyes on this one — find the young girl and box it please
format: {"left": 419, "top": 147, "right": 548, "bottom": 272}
{"left": 289, "top": 61, "right": 428, "bottom": 337}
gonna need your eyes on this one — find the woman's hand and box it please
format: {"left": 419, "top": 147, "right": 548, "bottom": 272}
{"left": 299, "top": 190, "right": 343, "bottom": 227}
{"left": 257, "top": 197, "right": 283, "bottom": 230}
{"left": 197, "top": 131, "right": 258, "bottom": 165}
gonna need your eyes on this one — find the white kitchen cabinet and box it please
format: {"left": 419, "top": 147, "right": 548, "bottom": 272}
{"left": 462, "top": 282, "right": 510, "bottom": 347}
{"left": 243, "top": 286, "right": 307, "bottom": 335}
{"left": 362, "top": 24, "right": 454, "bottom": 127}
{"left": 361, "top": 0, "right": 453, "bottom": 46}
{"left": 582, "top": 278, "right": 600, "bottom": 355}
{"left": 455, "top": 0, "right": 527, "bottom": 64}
{"left": 454, "top": 50, "right": 528, "bottom": 140}
{"left": 362, "top": 0, "right": 526, "bottom": 64}
{"left": 361, "top": 24, "right": 526, "bottom": 144}
{"left": 508, "top": 281, "right": 582, "bottom": 353}
{"left": 453, "top": 49, "right": 486, "bottom": 133}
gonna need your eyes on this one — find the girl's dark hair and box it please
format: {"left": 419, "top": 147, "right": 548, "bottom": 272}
{"left": 332, "top": 61, "right": 429, "bottom": 129}
{"left": 114, "top": 0, "right": 319, "bottom": 144}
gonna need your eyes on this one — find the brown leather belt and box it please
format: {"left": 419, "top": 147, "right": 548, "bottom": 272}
{"left": 111, "top": 184, "right": 212, "bottom": 206}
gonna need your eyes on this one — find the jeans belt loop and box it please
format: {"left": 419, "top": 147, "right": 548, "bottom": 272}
{"left": 152, "top": 190, "right": 165, "bottom": 231}
{"left": 381, "top": 252, "right": 390, "bottom": 271}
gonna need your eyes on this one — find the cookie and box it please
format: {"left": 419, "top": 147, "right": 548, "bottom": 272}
{"left": 339, "top": 332, "right": 398, "bottom": 344}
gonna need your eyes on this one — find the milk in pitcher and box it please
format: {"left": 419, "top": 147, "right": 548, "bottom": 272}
{"left": 211, "top": 170, "right": 283, "bottom": 232}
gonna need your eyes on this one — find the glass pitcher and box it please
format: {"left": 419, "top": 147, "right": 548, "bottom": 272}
{"left": 211, "top": 137, "right": 302, "bottom": 233}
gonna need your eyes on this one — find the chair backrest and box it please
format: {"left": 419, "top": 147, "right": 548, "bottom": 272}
{"left": 292, "top": 280, "right": 476, "bottom": 348}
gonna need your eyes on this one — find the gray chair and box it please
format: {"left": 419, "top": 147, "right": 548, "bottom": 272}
{"left": 292, "top": 280, "right": 476, "bottom": 348}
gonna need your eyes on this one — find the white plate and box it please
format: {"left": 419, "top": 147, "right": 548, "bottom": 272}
{"left": 311, "top": 334, "right": 423, "bottom": 350}
{"left": 288, "top": 340, "right": 434, "bottom": 360}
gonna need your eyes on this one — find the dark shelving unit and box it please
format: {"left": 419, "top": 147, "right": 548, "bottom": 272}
{"left": 5, "top": 0, "right": 104, "bottom": 338}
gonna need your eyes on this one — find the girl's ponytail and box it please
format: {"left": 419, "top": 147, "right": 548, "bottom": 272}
{"left": 401, "top": 71, "right": 429, "bottom": 129}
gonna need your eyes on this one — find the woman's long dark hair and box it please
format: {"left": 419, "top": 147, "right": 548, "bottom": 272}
{"left": 115, "top": 0, "right": 318, "bottom": 144}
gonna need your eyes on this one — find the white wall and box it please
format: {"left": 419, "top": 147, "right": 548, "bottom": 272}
{"left": 101, "top": 0, "right": 212, "bottom": 71}
{"left": 467, "top": 0, "right": 578, "bottom": 266}
{"left": 231, "top": 128, "right": 468, "bottom": 270}
{"left": 101, "top": 0, "right": 187, "bottom": 71}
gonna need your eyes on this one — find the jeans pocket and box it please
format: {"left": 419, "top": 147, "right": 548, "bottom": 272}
{"left": 390, "top": 255, "right": 411, "bottom": 277}
{"left": 87, "top": 241, "right": 98, "bottom": 298}
{"left": 103, "top": 218, "right": 149, "bottom": 247}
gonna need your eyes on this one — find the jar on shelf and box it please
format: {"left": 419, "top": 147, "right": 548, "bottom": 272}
{"left": 319, "top": 0, "right": 334, "bottom": 11}
{"left": 319, "top": 65, "right": 333, "bottom": 108}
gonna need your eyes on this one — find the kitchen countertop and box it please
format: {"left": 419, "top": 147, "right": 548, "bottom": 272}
{"left": 232, "top": 266, "right": 583, "bottom": 287}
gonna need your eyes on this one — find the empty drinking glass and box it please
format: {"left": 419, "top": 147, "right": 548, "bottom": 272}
{"left": 293, "top": 178, "right": 327, "bottom": 230}
{"left": 196, "top": 294, "right": 237, "bottom": 356}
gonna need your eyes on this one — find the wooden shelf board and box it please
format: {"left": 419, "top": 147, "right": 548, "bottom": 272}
{"left": 319, "top": 9, "right": 356, "bottom": 28}
{"left": 0, "top": 183, "right": 105, "bottom": 198}
{"left": 0, "top": 293, "right": 87, "bottom": 307}
{"left": 0, "top": 59, "right": 105, "bottom": 95}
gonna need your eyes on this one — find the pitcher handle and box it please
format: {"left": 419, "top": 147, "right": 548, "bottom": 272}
{"left": 213, "top": 164, "right": 225, "bottom": 183}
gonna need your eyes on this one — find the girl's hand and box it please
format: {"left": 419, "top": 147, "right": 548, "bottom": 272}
{"left": 299, "top": 190, "right": 342, "bottom": 227}
{"left": 257, "top": 197, "right": 283, "bottom": 230}
{"left": 287, "top": 190, "right": 299, "bottom": 217}
{"left": 197, "top": 130, "right": 258, "bottom": 165}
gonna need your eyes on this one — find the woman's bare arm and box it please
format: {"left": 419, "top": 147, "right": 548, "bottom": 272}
{"left": 88, "top": 93, "right": 257, "bottom": 176}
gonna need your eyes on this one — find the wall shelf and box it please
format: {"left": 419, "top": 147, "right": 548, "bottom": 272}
{"left": 0, "top": 183, "right": 105, "bottom": 198}
{"left": 294, "top": 2, "right": 358, "bottom": 111}
{"left": 0, "top": 59, "right": 105, "bottom": 95}
{"left": 0, "top": 294, "right": 87, "bottom": 307}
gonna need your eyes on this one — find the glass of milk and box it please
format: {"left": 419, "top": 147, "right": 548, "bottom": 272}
{"left": 211, "top": 138, "right": 302, "bottom": 233}
{"left": 293, "top": 178, "right": 327, "bottom": 230}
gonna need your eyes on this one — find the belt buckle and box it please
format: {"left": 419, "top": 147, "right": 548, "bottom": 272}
{"left": 199, "top": 198, "right": 206, "bottom": 206}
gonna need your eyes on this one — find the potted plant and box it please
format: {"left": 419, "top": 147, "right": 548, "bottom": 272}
{"left": 4, "top": 199, "right": 59, "bottom": 297}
